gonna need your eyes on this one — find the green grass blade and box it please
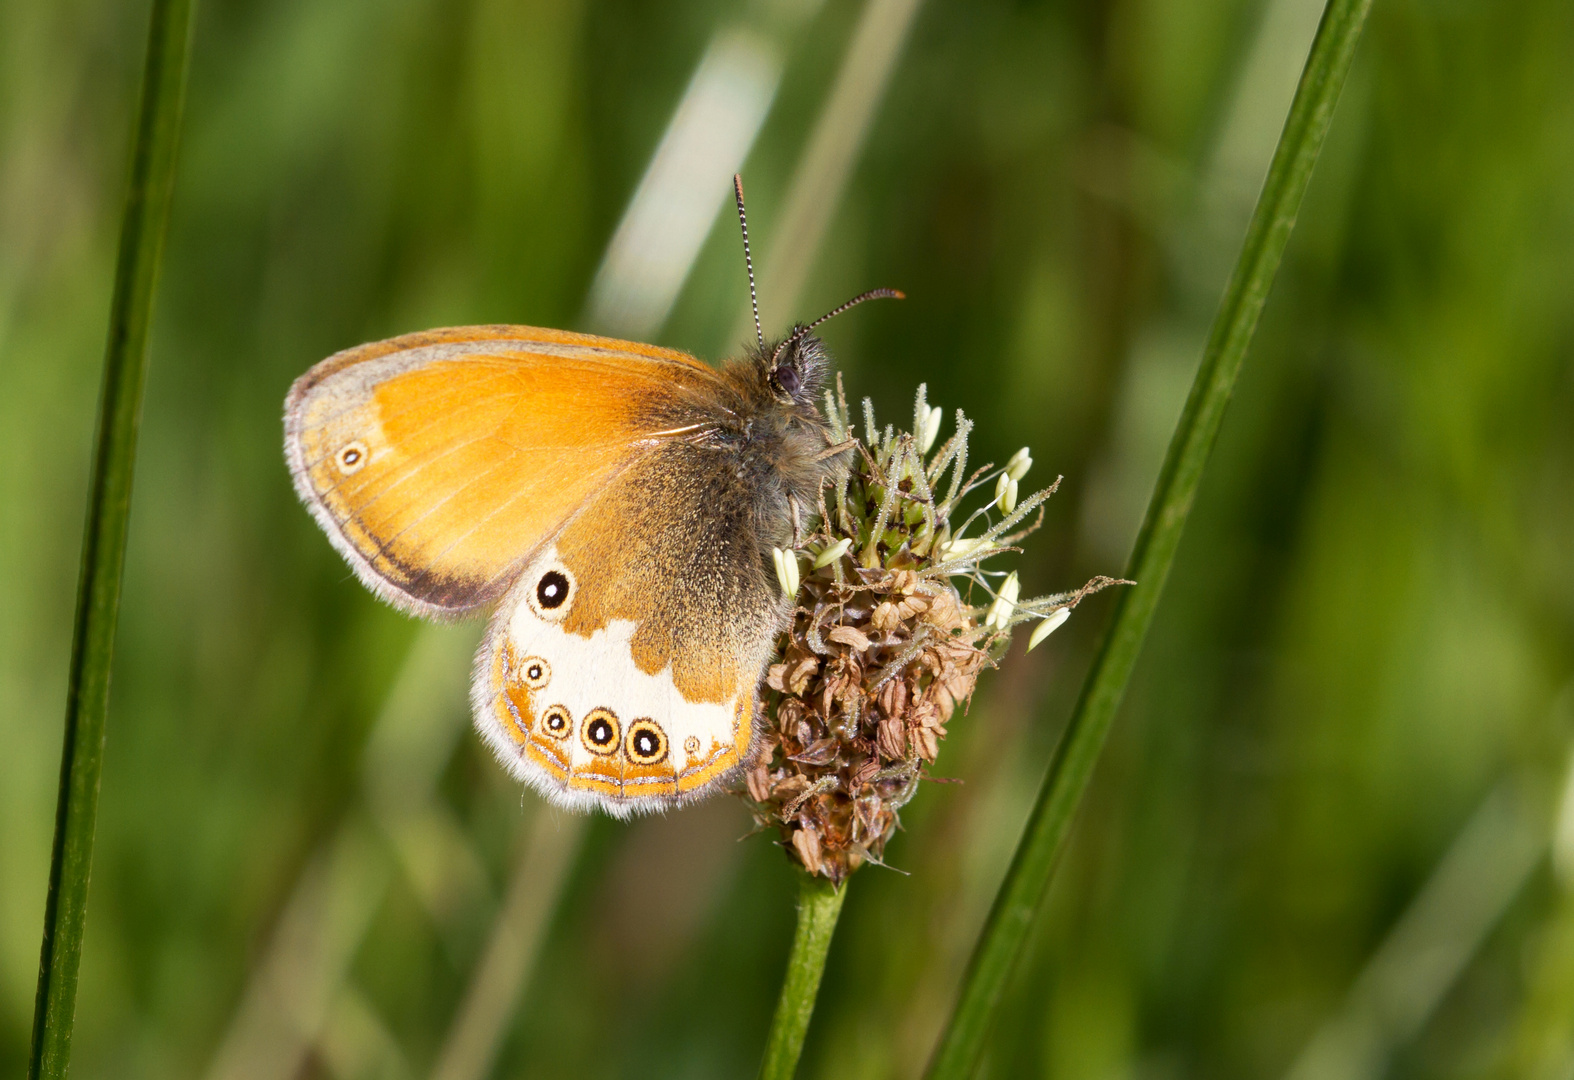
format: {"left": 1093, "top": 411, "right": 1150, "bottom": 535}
{"left": 922, "top": 0, "right": 1373, "bottom": 1076}
{"left": 26, "top": 1, "right": 197, "bottom": 1077}
{"left": 757, "top": 877, "right": 848, "bottom": 1080}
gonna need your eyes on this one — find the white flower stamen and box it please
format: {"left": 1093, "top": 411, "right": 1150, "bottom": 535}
{"left": 1026, "top": 607, "right": 1071, "bottom": 651}
{"left": 919, "top": 404, "right": 944, "bottom": 453}
{"left": 938, "top": 535, "right": 992, "bottom": 561}
{"left": 993, "top": 471, "right": 1019, "bottom": 514}
{"left": 1005, "top": 446, "right": 1033, "bottom": 482}
{"left": 812, "top": 537, "right": 853, "bottom": 569}
{"left": 986, "top": 571, "right": 1020, "bottom": 629}
{"left": 773, "top": 547, "right": 801, "bottom": 597}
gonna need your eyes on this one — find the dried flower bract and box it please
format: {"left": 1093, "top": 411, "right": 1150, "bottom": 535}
{"left": 742, "top": 381, "right": 1125, "bottom": 881}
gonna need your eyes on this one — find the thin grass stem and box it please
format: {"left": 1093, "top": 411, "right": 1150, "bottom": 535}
{"left": 921, "top": 0, "right": 1372, "bottom": 1075}
{"left": 757, "top": 877, "right": 848, "bottom": 1080}
{"left": 26, "top": 2, "right": 196, "bottom": 1077}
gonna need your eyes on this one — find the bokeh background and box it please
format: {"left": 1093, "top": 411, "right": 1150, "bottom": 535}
{"left": 4, "top": 0, "right": 1574, "bottom": 1077}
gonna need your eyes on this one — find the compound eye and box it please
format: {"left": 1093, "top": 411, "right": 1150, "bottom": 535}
{"left": 771, "top": 365, "right": 801, "bottom": 398}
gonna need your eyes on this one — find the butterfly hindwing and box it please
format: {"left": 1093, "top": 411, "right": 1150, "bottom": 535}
{"left": 475, "top": 438, "right": 789, "bottom": 813}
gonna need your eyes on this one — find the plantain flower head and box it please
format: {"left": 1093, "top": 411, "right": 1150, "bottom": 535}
{"left": 743, "top": 381, "right": 1124, "bottom": 881}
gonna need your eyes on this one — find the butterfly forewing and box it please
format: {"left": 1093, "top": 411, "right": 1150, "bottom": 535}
{"left": 285, "top": 326, "right": 722, "bottom": 615}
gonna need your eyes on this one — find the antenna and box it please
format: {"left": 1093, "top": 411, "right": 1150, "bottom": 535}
{"left": 733, "top": 174, "right": 764, "bottom": 351}
{"left": 769, "top": 288, "right": 905, "bottom": 367}
{"left": 804, "top": 288, "right": 905, "bottom": 332}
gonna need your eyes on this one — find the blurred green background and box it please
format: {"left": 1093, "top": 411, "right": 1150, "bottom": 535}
{"left": 4, "top": 0, "right": 1574, "bottom": 1077}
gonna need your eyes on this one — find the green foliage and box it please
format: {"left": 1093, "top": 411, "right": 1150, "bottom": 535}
{"left": 757, "top": 877, "right": 847, "bottom": 1080}
{"left": 27, "top": 1, "right": 195, "bottom": 1076}
{"left": 2, "top": 0, "right": 1573, "bottom": 1078}
{"left": 926, "top": 0, "right": 1371, "bottom": 1074}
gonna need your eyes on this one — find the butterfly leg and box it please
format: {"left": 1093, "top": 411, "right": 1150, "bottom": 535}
{"left": 814, "top": 438, "right": 857, "bottom": 461}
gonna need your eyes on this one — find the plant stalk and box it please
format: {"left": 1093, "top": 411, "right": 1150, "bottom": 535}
{"left": 922, "top": 0, "right": 1373, "bottom": 1076}
{"left": 27, "top": 1, "right": 196, "bottom": 1077}
{"left": 758, "top": 876, "right": 848, "bottom": 1080}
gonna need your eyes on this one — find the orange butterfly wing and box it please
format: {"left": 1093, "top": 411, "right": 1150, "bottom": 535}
{"left": 287, "top": 324, "right": 791, "bottom": 813}
{"left": 284, "top": 325, "right": 723, "bottom": 615}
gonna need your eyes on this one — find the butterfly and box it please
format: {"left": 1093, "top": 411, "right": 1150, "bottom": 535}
{"left": 284, "top": 177, "right": 900, "bottom": 816}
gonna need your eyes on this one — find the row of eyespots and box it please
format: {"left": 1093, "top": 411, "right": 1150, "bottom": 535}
{"left": 535, "top": 704, "right": 670, "bottom": 765}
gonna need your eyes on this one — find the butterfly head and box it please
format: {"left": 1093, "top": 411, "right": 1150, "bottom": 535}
{"left": 761, "top": 329, "right": 829, "bottom": 408}
{"left": 730, "top": 175, "right": 900, "bottom": 416}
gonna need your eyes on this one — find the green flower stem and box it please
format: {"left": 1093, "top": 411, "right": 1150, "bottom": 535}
{"left": 757, "top": 876, "right": 848, "bottom": 1080}
{"left": 922, "top": 0, "right": 1372, "bottom": 1077}
{"left": 27, "top": 2, "right": 196, "bottom": 1078}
